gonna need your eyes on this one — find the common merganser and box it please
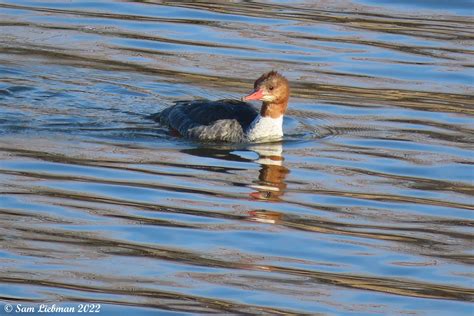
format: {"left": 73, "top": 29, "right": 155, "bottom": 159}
{"left": 152, "top": 71, "right": 290, "bottom": 142}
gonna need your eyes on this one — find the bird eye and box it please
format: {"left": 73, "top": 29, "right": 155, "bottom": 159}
{"left": 269, "top": 86, "right": 274, "bottom": 91}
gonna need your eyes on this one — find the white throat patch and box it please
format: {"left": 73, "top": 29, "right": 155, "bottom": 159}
{"left": 246, "top": 115, "right": 283, "bottom": 142}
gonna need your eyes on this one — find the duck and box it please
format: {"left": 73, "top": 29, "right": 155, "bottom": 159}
{"left": 151, "top": 71, "right": 290, "bottom": 142}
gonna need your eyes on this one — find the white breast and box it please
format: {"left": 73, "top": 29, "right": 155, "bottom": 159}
{"left": 246, "top": 115, "right": 283, "bottom": 142}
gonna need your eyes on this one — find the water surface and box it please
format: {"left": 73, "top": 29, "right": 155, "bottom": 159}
{"left": 0, "top": 0, "right": 473, "bottom": 315}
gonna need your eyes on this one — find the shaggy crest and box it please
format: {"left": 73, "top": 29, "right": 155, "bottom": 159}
{"left": 254, "top": 70, "right": 287, "bottom": 89}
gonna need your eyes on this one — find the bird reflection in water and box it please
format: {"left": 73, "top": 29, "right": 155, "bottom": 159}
{"left": 247, "top": 142, "right": 288, "bottom": 202}
{"left": 246, "top": 142, "right": 288, "bottom": 224}
{"left": 180, "top": 142, "right": 288, "bottom": 224}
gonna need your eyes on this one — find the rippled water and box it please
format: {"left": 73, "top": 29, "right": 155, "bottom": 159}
{"left": 1, "top": 0, "right": 473, "bottom": 314}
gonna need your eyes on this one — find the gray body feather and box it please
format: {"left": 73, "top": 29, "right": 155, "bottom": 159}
{"left": 151, "top": 99, "right": 259, "bottom": 142}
